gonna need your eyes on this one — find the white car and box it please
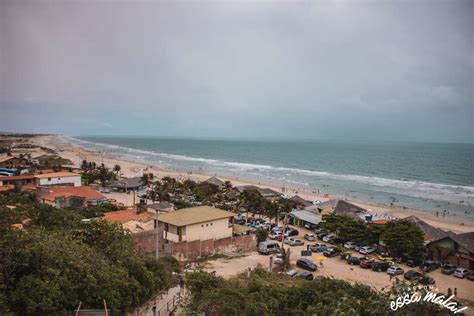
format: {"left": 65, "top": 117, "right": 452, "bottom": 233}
{"left": 322, "top": 235, "right": 335, "bottom": 242}
{"left": 272, "top": 226, "right": 283, "bottom": 233}
{"left": 304, "top": 233, "right": 315, "bottom": 241}
{"left": 387, "top": 266, "right": 404, "bottom": 275}
{"left": 286, "top": 269, "right": 298, "bottom": 277}
{"left": 268, "top": 231, "right": 283, "bottom": 240}
{"left": 284, "top": 237, "right": 304, "bottom": 246}
{"left": 453, "top": 268, "right": 471, "bottom": 279}
{"left": 359, "top": 246, "right": 376, "bottom": 254}
{"left": 343, "top": 241, "right": 356, "bottom": 249}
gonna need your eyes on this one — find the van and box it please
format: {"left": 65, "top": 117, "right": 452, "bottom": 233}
{"left": 258, "top": 240, "right": 281, "bottom": 255}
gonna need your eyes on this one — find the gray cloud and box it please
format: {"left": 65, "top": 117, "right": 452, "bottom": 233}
{"left": 1, "top": 0, "right": 472, "bottom": 142}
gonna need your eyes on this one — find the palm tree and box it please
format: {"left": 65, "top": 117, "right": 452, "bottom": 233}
{"left": 113, "top": 164, "right": 121, "bottom": 178}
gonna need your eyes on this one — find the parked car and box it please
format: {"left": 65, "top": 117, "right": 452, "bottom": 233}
{"left": 343, "top": 241, "right": 356, "bottom": 249}
{"left": 298, "top": 271, "right": 314, "bottom": 280}
{"left": 441, "top": 264, "right": 457, "bottom": 275}
{"left": 309, "top": 243, "right": 327, "bottom": 253}
{"left": 322, "top": 235, "right": 335, "bottom": 243}
{"left": 453, "top": 268, "right": 471, "bottom": 279}
{"left": 315, "top": 228, "right": 329, "bottom": 234}
{"left": 304, "top": 223, "right": 317, "bottom": 230}
{"left": 422, "top": 260, "right": 441, "bottom": 272}
{"left": 284, "top": 229, "right": 299, "bottom": 237}
{"left": 284, "top": 237, "right": 304, "bottom": 246}
{"left": 360, "top": 259, "right": 375, "bottom": 269}
{"left": 406, "top": 258, "right": 422, "bottom": 267}
{"left": 353, "top": 243, "right": 364, "bottom": 252}
{"left": 404, "top": 270, "right": 422, "bottom": 281}
{"left": 377, "top": 255, "right": 394, "bottom": 263}
{"left": 347, "top": 256, "right": 361, "bottom": 265}
{"left": 272, "top": 226, "right": 283, "bottom": 233}
{"left": 419, "top": 275, "right": 436, "bottom": 285}
{"left": 387, "top": 266, "right": 404, "bottom": 275}
{"left": 286, "top": 269, "right": 298, "bottom": 277}
{"left": 258, "top": 240, "right": 281, "bottom": 255}
{"left": 393, "top": 255, "right": 409, "bottom": 264}
{"left": 323, "top": 247, "right": 340, "bottom": 257}
{"left": 268, "top": 231, "right": 283, "bottom": 240}
{"left": 372, "top": 261, "right": 391, "bottom": 272}
{"left": 273, "top": 254, "right": 284, "bottom": 265}
{"left": 467, "top": 273, "right": 474, "bottom": 281}
{"left": 359, "top": 246, "right": 376, "bottom": 254}
{"left": 328, "top": 237, "right": 343, "bottom": 245}
{"left": 304, "top": 233, "right": 316, "bottom": 241}
{"left": 296, "top": 258, "right": 317, "bottom": 272}
{"left": 317, "top": 232, "right": 329, "bottom": 240}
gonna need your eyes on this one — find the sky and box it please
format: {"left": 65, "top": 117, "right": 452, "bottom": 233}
{"left": 1, "top": 0, "right": 473, "bottom": 142}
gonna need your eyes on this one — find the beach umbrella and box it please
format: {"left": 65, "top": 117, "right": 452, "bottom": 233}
{"left": 315, "top": 255, "right": 326, "bottom": 261}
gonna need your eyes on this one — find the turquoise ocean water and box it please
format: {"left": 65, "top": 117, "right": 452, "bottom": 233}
{"left": 66, "top": 136, "right": 474, "bottom": 218}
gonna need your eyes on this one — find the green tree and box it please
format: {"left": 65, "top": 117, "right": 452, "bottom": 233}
{"left": 380, "top": 220, "right": 424, "bottom": 257}
{"left": 255, "top": 228, "right": 268, "bottom": 244}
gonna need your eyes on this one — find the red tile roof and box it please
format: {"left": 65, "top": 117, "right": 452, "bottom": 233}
{"left": 102, "top": 209, "right": 153, "bottom": 223}
{"left": 40, "top": 186, "right": 105, "bottom": 202}
{"left": 0, "top": 185, "right": 14, "bottom": 191}
{"left": 0, "top": 175, "right": 35, "bottom": 181}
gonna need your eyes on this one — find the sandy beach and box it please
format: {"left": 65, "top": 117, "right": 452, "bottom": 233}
{"left": 32, "top": 135, "right": 473, "bottom": 234}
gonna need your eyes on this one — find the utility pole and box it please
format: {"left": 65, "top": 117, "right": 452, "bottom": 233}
{"left": 155, "top": 213, "right": 160, "bottom": 259}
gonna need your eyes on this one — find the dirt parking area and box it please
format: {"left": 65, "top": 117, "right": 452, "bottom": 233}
{"left": 204, "top": 225, "right": 474, "bottom": 304}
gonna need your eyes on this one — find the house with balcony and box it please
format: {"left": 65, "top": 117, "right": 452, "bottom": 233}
{"left": 427, "top": 231, "right": 474, "bottom": 270}
{"left": 156, "top": 206, "right": 235, "bottom": 243}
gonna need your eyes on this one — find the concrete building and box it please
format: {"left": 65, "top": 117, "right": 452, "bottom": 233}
{"left": 34, "top": 172, "right": 81, "bottom": 187}
{"left": 37, "top": 186, "right": 107, "bottom": 209}
{"left": 157, "top": 206, "right": 234, "bottom": 243}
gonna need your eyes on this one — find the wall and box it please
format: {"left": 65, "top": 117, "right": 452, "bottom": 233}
{"left": 168, "top": 235, "right": 256, "bottom": 261}
{"left": 37, "top": 176, "right": 81, "bottom": 187}
{"left": 185, "top": 217, "right": 233, "bottom": 242}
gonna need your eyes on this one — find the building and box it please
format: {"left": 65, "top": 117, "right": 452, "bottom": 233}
{"left": 37, "top": 186, "right": 107, "bottom": 209}
{"left": 306, "top": 199, "right": 367, "bottom": 221}
{"left": 157, "top": 206, "right": 235, "bottom": 243}
{"left": 109, "top": 177, "right": 144, "bottom": 192}
{"left": 147, "top": 202, "right": 174, "bottom": 213}
{"left": 204, "top": 176, "right": 226, "bottom": 189}
{"left": 0, "top": 156, "right": 29, "bottom": 169}
{"left": 427, "top": 232, "right": 474, "bottom": 270}
{"left": 404, "top": 215, "right": 448, "bottom": 243}
{"left": 34, "top": 172, "right": 82, "bottom": 187}
{"left": 0, "top": 175, "right": 36, "bottom": 187}
{"left": 234, "top": 185, "right": 282, "bottom": 200}
{"left": 102, "top": 209, "right": 155, "bottom": 233}
{"left": 290, "top": 195, "right": 313, "bottom": 208}
{"left": 290, "top": 209, "right": 322, "bottom": 227}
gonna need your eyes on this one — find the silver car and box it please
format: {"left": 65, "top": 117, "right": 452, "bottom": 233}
{"left": 453, "top": 268, "right": 471, "bottom": 278}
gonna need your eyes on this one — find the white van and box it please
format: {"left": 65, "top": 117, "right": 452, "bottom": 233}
{"left": 258, "top": 240, "right": 281, "bottom": 255}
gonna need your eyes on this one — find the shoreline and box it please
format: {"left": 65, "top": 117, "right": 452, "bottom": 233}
{"left": 32, "top": 135, "right": 474, "bottom": 234}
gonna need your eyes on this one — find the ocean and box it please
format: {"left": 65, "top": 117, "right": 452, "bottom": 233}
{"left": 66, "top": 136, "right": 474, "bottom": 218}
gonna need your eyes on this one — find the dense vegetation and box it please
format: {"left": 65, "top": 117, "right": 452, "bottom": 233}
{"left": 0, "top": 190, "right": 179, "bottom": 315}
{"left": 320, "top": 213, "right": 425, "bottom": 258}
{"left": 185, "top": 268, "right": 452, "bottom": 316}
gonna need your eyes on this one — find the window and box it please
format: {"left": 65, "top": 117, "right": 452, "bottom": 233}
{"left": 47, "top": 178, "right": 51, "bottom": 181}
{"left": 201, "top": 224, "right": 204, "bottom": 227}
{"left": 210, "top": 223, "right": 213, "bottom": 226}
{"left": 206, "top": 224, "right": 208, "bottom": 227}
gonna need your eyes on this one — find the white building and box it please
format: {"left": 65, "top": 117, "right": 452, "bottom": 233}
{"left": 34, "top": 172, "right": 81, "bottom": 187}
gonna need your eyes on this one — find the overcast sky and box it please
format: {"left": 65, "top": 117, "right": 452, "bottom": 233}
{"left": 1, "top": 0, "right": 472, "bottom": 142}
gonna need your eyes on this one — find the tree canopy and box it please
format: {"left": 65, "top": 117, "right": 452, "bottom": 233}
{"left": 0, "top": 190, "right": 179, "bottom": 315}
